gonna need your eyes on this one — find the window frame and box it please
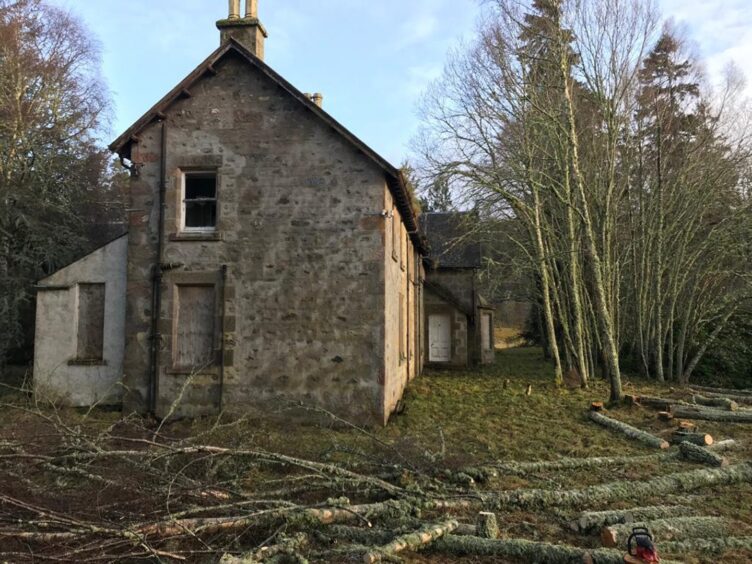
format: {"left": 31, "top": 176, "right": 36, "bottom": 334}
{"left": 181, "top": 170, "right": 219, "bottom": 233}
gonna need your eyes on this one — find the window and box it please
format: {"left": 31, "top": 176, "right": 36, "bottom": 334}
{"left": 76, "top": 283, "right": 105, "bottom": 362}
{"left": 400, "top": 224, "right": 406, "bottom": 271}
{"left": 399, "top": 292, "right": 405, "bottom": 363}
{"left": 391, "top": 205, "right": 398, "bottom": 262}
{"left": 183, "top": 172, "right": 217, "bottom": 231}
{"left": 174, "top": 285, "right": 216, "bottom": 369}
{"left": 481, "top": 312, "right": 493, "bottom": 351}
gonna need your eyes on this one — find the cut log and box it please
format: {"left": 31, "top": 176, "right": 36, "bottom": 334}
{"left": 660, "top": 536, "right": 752, "bottom": 555}
{"left": 709, "top": 439, "right": 739, "bottom": 453}
{"left": 669, "top": 431, "right": 713, "bottom": 446}
{"left": 363, "top": 520, "right": 458, "bottom": 563}
{"left": 690, "top": 384, "right": 752, "bottom": 396}
{"left": 689, "top": 389, "right": 752, "bottom": 404}
{"left": 220, "top": 533, "right": 307, "bottom": 563}
{"left": 658, "top": 411, "right": 674, "bottom": 422}
{"left": 601, "top": 516, "right": 728, "bottom": 548}
{"left": 677, "top": 420, "right": 697, "bottom": 432}
{"left": 589, "top": 411, "right": 670, "bottom": 449}
{"left": 624, "top": 394, "right": 640, "bottom": 406}
{"left": 679, "top": 441, "right": 728, "bottom": 467}
{"left": 590, "top": 402, "right": 604, "bottom": 412}
{"left": 432, "top": 535, "right": 684, "bottom": 564}
{"left": 692, "top": 394, "right": 738, "bottom": 411}
{"left": 475, "top": 512, "right": 499, "bottom": 539}
{"left": 571, "top": 505, "right": 695, "bottom": 533}
{"left": 639, "top": 396, "right": 674, "bottom": 411}
{"left": 485, "top": 451, "right": 675, "bottom": 475}
{"left": 480, "top": 462, "right": 752, "bottom": 510}
{"left": 672, "top": 406, "right": 752, "bottom": 423}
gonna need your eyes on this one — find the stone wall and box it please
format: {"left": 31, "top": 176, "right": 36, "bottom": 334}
{"left": 121, "top": 52, "right": 417, "bottom": 424}
{"left": 34, "top": 235, "right": 127, "bottom": 406}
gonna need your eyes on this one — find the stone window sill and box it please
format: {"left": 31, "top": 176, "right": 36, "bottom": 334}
{"left": 68, "top": 359, "right": 107, "bottom": 367}
{"left": 169, "top": 232, "right": 223, "bottom": 242}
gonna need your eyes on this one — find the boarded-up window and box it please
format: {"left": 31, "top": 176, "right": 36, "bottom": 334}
{"left": 399, "top": 292, "right": 405, "bottom": 363}
{"left": 174, "top": 285, "right": 216, "bottom": 369}
{"left": 391, "top": 205, "right": 398, "bottom": 262}
{"left": 77, "top": 284, "right": 105, "bottom": 361}
{"left": 400, "top": 224, "right": 406, "bottom": 270}
{"left": 481, "top": 312, "right": 493, "bottom": 351}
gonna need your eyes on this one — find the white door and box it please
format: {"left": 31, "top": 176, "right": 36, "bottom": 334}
{"left": 428, "top": 314, "right": 451, "bottom": 362}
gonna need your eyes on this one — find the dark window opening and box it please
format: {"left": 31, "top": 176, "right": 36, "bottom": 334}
{"left": 184, "top": 172, "right": 217, "bottom": 230}
{"left": 77, "top": 283, "right": 105, "bottom": 361}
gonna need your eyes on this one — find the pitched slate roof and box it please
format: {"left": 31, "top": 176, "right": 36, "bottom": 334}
{"left": 109, "top": 38, "right": 425, "bottom": 254}
{"left": 420, "top": 212, "right": 482, "bottom": 269}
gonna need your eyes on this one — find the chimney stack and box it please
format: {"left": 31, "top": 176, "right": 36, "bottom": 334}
{"left": 217, "top": 0, "right": 268, "bottom": 60}
{"left": 311, "top": 93, "right": 324, "bottom": 108}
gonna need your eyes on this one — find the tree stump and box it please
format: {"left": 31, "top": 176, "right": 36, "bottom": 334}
{"left": 475, "top": 512, "right": 499, "bottom": 539}
{"left": 590, "top": 402, "right": 604, "bottom": 412}
{"left": 658, "top": 411, "right": 674, "bottom": 422}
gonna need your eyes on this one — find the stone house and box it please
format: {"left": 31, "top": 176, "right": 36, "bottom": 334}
{"left": 420, "top": 212, "right": 495, "bottom": 368}
{"left": 33, "top": 0, "right": 425, "bottom": 425}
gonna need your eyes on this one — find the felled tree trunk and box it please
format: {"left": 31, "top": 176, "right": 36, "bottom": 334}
{"left": 571, "top": 505, "right": 695, "bottom": 533}
{"left": 486, "top": 451, "right": 673, "bottom": 475}
{"left": 363, "top": 520, "right": 458, "bottom": 563}
{"left": 690, "top": 385, "right": 752, "bottom": 396}
{"left": 669, "top": 431, "right": 713, "bottom": 446}
{"left": 692, "top": 395, "right": 738, "bottom": 411}
{"left": 672, "top": 406, "right": 752, "bottom": 423}
{"left": 220, "top": 533, "right": 307, "bottom": 563}
{"left": 679, "top": 441, "right": 728, "bottom": 467}
{"left": 710, "top": 439, "right": 739, "bottom": 452}
{"left": 660, "top": 536, "right": 752, "bottom": 555}
{"left": 637, "top": 396, "right": 674, "bottom": 410}
{"left": 689, "top": 389, "right": 752, "bottom": 404}
{"left": 480, "top": 463, "right": 752, "bottom": 510}
{"left": 588, "top": 411, "right": 669, "bottom": 449}
{"left": 433, "top": 534, "right": 625, "bottom": 563}
{"left": 601, "top": 516, "right": 728, "bottom": 548}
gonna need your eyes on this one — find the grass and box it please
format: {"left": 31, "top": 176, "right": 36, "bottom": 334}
{"left": 1, "top": 347, "right": 751, "bottom": 562}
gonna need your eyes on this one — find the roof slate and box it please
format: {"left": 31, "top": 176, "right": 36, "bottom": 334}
{"left": 420, "top": 212, "right": 482, "bottom": 269}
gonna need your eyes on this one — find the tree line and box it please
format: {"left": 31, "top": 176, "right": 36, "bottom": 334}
{"left": 416, "top": 0, "right": 752, "bottom": 399}
{"left": 0, "top": 0, "right": 123, "bottom": 365}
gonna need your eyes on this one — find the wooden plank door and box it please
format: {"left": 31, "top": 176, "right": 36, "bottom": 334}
{"left": 428, "top": 314, "right": 451, "bottom": 362}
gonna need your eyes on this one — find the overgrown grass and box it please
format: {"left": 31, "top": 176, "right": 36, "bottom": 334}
{"left": 1, "top": 348, "right": 751, "bottom": 562}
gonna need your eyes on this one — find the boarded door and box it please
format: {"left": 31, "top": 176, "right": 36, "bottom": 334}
{"left": 428, "top": 314, "right": 451, "bottom": 362}
{"left": 175, "top": 285, "right": 216, "bottom": 369}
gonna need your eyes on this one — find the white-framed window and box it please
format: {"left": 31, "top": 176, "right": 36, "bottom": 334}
{"left": 182, "top": 171, "right": 218, "bottom": 231}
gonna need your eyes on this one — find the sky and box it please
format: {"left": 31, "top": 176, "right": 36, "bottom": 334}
{"left": 45, "top": 0, "right": 752, "bottom": 166}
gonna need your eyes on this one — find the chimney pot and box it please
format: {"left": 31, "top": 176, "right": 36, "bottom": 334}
{"left": 228, "top": 0, "right": 240, "bottom": 19}
{"left": 246, "top": 0, "right": 258, "bottom": 19}
{"left": 312, "top": 93, "right": 324, "bottom": 108}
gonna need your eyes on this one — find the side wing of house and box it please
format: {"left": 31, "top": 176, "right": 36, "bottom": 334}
{"left": 33, "top": 235, "right": 128, "bottom": 406}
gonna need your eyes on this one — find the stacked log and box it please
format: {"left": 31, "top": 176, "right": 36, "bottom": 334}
{"left": 669, "top": 431, "right": 713, "bottom": 446}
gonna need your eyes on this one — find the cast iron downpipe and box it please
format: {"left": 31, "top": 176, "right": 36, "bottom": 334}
{"left": 219, "top": 264, "right": 228, "bottom": 412}
{"left": 148, "top": 120, "right": 168, "bottom": 414}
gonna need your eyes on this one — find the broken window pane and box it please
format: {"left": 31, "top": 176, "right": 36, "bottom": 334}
{"left": 77, "top": 283, "right": 105, "bottom": 361}
{"left": 184, "top": 172, "right": 217, "bottom": 229}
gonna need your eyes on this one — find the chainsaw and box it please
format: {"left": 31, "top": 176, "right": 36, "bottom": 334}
{"left": 623, "top": 527, "right": 660, "bottom": 563}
